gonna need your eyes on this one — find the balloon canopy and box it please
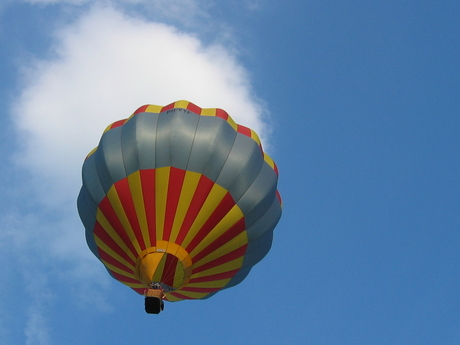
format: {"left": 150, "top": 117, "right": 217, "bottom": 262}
{"left": 77, "top": 100, "right": 282, "bottom": 302}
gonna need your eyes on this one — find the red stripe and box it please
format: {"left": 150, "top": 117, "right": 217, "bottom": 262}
{"left": 180, "top": 287, "right": 222, "bottom": 293}
{"left": 98, "top": 248, "right": 133, "bottom": 274}
{"left": 133, "top": 104, "right": 149, "bottom": 115}
{"left": 185, "top": 193, "right": 235, "bottom": 253}
{"left": 175, "top": 175, "right": 215, "bottom": 245}
{"left": 276, "top": 190, "right": 282, "bottom": 205}
{"left": 109, "top": 271, "right": 140, "bottom": 285}
{"left": 189, "top": 269, "right": 240, "bottom": 283}
{"left": 168, "top": 292, "right": 199, "bottom": 300}
{"left": 131, "top": 287, "right": 146, "bottom": 295}
{"left": 161, "top": 102, "right": 175, "bottom": 112}
{"left": 237, "top": 124, "right": 251, "bottom": 137}
{"left": 273, "top": 161, "right": 279, "bottom": 176}
{"left": 163, "top": 168, "right": 186, "bottom": 241}
{"left": 161, "top": 254, "right": 178, "bottom": 287}
{"left": 215, "top": 108, "right": 229, "bottom": 120}
{"left": 192, "top": 245, "right": 247, "bottom": 274}
{"left": 191, "top": 217, "right": 245, "bottom": 264}
{"left": 140, "top": 169, "right": 156, "bottom": 244}
{"left": 186, "top": 102, "right": 202, "bottom": 114}
{"left": 98, "top": 197, "right": 138, "bottom": 258}
{"left": 93, "top": 221, "right": 135, "bottom": 266}
{"left": 114, "top": 179, "right": 146, "bottom": 250}
{"left": 109, "top": 119, "right": 127, "bottom": 130}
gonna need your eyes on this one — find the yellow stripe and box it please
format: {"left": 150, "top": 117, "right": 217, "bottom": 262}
{"left": 191, "top": 231, "right": 248, "bottom": 269}
{"left": 94, "top": 235, "right": 135, "bottom": 271}
{"left": 226, "top": 116, "right": 238, "bottom": 131}
{"left": 103, "top": 123, "right": 113, "bottom": 133}
{"left": 128, "top": 171, "right": 151, "bottom": 248}
{"left": 174, "top": 100, "right": 189, "bottom": 109}
{"left": 145, "top": 104, "right": 163, "bottom": 113}
{"left": 165, "top": 294, "right": 183, "bottom": 302}
{"left": 190, "top": 257, "right": 244, "bottom": 279}
{"left": 263, "top": 152, "right": 276, "bottom": 170}
{"left": 185, "top": 278, "right": 230, "bottom": 289}
{"left": 172, "top": 260, "right": 185, "bottom": 289}
{"left": 169, "top": 171, "right": 201, "bottom": 243}
{"left": 172, "top": 290, "right": 210, "bottom": 299}
{"left": 200, "top": 108, "right": 216, "bottom": 116}
{"left": 180, "top": 183, "right": 227, "bottom": 248}
{"left": 249, "top": 129, "right": 261, "bottom": 146}
{"left": 96, "top": 209, "right": 136, "bottom": 262}
{"left": 86, "top": 147, "right": 97, "bottom": 159}
{"left": 189, "top": 204, "right": 244, "bottom": 258}
{"left": 152, "top": 253, "right": 167, "bottom": 282}
{"left": 100, "top": 260, "right": 136, "bottom": 279}
{"left": 107, "top": 187, "right": 141, "bottom": 254}
{"left": 120, "top": 281, "right": 145, "bottom": 289}
{"left": 155, "top": 167, "right": 170, "bottom": 242}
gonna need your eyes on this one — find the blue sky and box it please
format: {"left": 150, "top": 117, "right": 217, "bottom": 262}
{"left": 0, "top": 1, "right": 459, "bottom": 344}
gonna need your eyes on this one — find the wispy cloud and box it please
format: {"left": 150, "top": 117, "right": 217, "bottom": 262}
{"left": 25, "top": 303, "right": 52, "bottom": 345}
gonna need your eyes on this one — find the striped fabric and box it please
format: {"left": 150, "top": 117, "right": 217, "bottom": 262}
{"left": 77, "top": 101, "right": 282, "bottom": 302}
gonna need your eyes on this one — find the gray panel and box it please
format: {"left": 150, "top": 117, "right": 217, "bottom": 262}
{"left": 134, "top": 112, "right": 160, "bottom": 170}
{"left": 237, "top": 164, "right": 278, "bottom": 226}
{"left": 81, "top": 153, "right": 106, "bottom": 205}
{"left": 245, "top": 197, "right": 282, "bottom": 241}
{"left": 155, "top": 110, "right": 173, "bottom": 168}
{"left": 77, "top": 187, "right": 97, "bottom": 227}
{"left": 187, "top": 116, "right": 227, "bottom": 174}
{"left": 169, "top": 109, "right": 200, "bottom": 170}
{"left": 95, "top": 126, "right": 126, "bottom": 192}
{"left": 194, "top": 117, "right": 237, "bottom": 181}
{"left": 120, "top": 115, "right": 140, "bottom": 176}
{"left": 78, "top": 190, "right": 99, "bottom": 257}
{"left": 77, "top": 188, "right": 100, "bottom": 258}
{"left": 216, "top": 133, "right": 264, "bottom": 201}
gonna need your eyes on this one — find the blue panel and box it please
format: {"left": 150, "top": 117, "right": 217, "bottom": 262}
{"left": 81, "top": 153, "right": 106, "bottom": 205}
{"left": 223, "top": 266, "right": 252, "bottom": 289}
{"left": 245, "top": 197, "right": 282, "bottom": 241}
{"left": 242, "top": 231, "right": 273, "bottom": 267}
{"left": 237, "top": 164, "right": 278, "bottom": 226}
{"left": 216, "top": 133, "right": 264, "bottom": 201}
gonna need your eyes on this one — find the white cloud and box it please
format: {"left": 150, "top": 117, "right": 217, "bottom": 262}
{"left": 14, "top": 5, "right": 267, "bottom": 209}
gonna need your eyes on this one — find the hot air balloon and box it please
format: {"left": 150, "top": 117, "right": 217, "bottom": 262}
{"left": 77, "top": 100, "right": 282, "bottom": 314}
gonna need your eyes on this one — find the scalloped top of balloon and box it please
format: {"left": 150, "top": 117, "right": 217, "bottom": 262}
{"left": 87, "top": 100, "right": 279, "bottom": 177}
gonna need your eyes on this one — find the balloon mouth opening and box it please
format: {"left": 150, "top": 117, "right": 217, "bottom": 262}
{"left": 134, "top": 241, "right": 192, "bottom": 292}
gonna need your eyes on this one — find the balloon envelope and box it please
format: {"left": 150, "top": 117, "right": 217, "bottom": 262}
{"left": 77, "top": 100, "right": 282, "bottom": 301}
